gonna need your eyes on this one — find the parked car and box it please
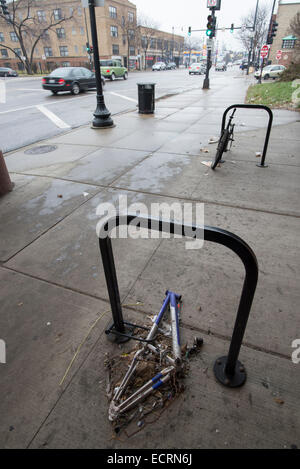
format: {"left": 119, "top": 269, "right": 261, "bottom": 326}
{"left": 42, "top": 67, "right": 105, "bottom": 95}
{"left": 152, "top": 62, "right": 167, "bottom": 71}
{"left": 0, "top": 67, "right": 18, "bottom": 77}
{"left": 240, "top": 61, "right": 248, "bottom": 71}
{"left": 166, "top": 62, "right": 176, "bottom": 70}
{"left": 254, "top": 64, "right": 286, "bottom": 80}
{"left": 188, "top": 63, "right": 204, "bottom": 75}
{"left": 215, "top": 62, "right": 227, "bottom": 71}
{"left": 100, "top": 59, "right": 128, "bottom": 80}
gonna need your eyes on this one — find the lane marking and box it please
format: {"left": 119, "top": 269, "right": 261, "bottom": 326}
{"left": 36, "top": 104, "right": 70, "bottom": 129}
{"left": 109, "top": 91, "right": 138, "bottom": 103}
{"left": 0, "top": 94, "right": 91, "bottom": 115}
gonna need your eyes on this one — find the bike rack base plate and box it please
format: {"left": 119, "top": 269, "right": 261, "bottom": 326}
{"left": 213, "top": 356, "right": 247, "bottom": 388}
{"left": 105, "top": 321, "right": 136, "bottom": 344}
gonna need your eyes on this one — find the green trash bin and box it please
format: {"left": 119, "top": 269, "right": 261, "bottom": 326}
{"left": 137, "top": 83, "right": 155, "bottom": 114}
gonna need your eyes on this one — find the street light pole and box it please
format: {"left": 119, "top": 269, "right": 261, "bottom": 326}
{"left": 88, "top": 0, "right": 114, "bottom": 128}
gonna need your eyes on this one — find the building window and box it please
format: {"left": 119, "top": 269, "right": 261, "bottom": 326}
{"left": 10, "top": 32, "right": 18, "bottom": 42}
{"left": 41, "top": 31, "right": 50, "bottom": 40}
{"left": 111, "top": 25, "right": 118, "bottom": 37}
{"left": 53, "top": 9, "right": 62, "bottom": 20}
{"left": 37, "top": 10, "right": 46, "bottom": 23}
{"left": 56, "top": 28, "right": 66, "bottom": 39}
{"left": 112, "top": 44, "right": 119, "bottom": 55}
{"left": 80, "top": 27, "right": 84, "bottom": 35}
{"left": 59, "top": 46, "right": 68, "bottom": 57}
{"left": 69, "top": 7, "right": 73, "bottom": 16}
{"left": 164, "top": 40, "right": 169, "bottom": 50}
{"left": 129, "top": 46, "right": 135, "bottom": 55}
{"left": 150, "top": 38, "right": 156, "bottom": 49}
{"left": 128, "top": 12, "right": 134, "bottom": 23}
{"left": 82, "top": 45, "right": 86, "bottom": 54}
{"left": 1, "top": 49, "right": 8, "bottom": 57}
{"left": 74, "top": 45, "right": 79, "bottom": 54}
{"left": 14, "top": 48, "right": 22, "bottom": 56}
{"left": 128, "top": 29, "right": 135, "bottom": 40}
{"left": 0, "top": 32, "right": 4, "bottom": 42}
{"left": 122, "top": 34, "right": 126, "bottom": 45}
{"left": 122, "top": 16, "right": 125, "bottom": 26}
{"left": 282, "top": 39, "right": 296, "bottom": 49}
{"left": 44, "top": 47, "right": 53, "bottom": 57}
{"left": 72, "top": 27, "right": 76, "bottom": 35}
{"left": 77, "top": 7, "right": 82, "bottom": 16}
{"left": 62, "top": 62, "right": 70, "bottom": 67}
{"left": 157, "top": 39, "right": 162, "bottom": 50}
{"left": 109, "top": 6, "right": 117, "bottom": 19}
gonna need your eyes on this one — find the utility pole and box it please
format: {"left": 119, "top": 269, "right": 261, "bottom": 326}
{"left": 247, "top": 0, "right": 259, "bottom": 75}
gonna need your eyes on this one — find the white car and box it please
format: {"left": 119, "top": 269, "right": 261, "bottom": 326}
{"left": 188, "top": 63, "right": 204, "bottom": 75}
{"left": 254, "top": 64, "right": 286, "bottom": 80}
{"left": 152, "top": 62, "right": 166, "bottom": 71}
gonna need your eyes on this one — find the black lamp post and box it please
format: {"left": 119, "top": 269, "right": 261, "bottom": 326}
{"left": 88, "top": 0, "right": 114, "bottom": 128}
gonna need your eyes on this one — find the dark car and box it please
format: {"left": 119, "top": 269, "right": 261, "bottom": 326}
{"left": 166, "top": 62, "right": 176, "bottom": 70}
{"left": 42, "top": 66, "right": 105, "bottom": 95}
{"left": 0, "top": 67, "right": 18, "bottom": 77}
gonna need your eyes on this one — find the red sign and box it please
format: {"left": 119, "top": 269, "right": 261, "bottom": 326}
{"left": 260, "top": 45, "right": 269, "bottom": 58}
{"left": 276, "top": 50, "right": 282, "bottom": 60}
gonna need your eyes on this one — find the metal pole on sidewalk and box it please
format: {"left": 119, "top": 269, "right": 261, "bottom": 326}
{"left": 247, "top": 0, "right": 259, "bottom": 75}
{"left": 88, "top": 0, "right": 114, "bottom": 128}
{"left": 203, "top": 8, "right": 215, "bottom": 90}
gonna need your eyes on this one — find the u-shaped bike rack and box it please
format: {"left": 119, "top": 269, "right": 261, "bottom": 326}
{"left": 221, "top": 104, "right": 273, "bottom": 168}
{"left": 98, "top": 214, "right": 258, "bottom": 388}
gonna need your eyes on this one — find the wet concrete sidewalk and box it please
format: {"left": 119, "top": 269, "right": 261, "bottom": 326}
{"left": 0, "top": 75, "right": 300, "bottom": 449}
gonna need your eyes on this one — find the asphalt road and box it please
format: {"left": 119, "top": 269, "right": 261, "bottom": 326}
{"left": 0, "top": 67, "right": 237, "bottom": 153}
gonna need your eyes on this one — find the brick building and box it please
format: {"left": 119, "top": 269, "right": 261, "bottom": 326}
{"left": 269, "top": 0, "right": 300, "bottom": 65}
{"left": 0, "top": 0, "right": 184, "bottom": 73}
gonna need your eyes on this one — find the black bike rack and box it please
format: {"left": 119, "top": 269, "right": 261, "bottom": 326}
{"left": 221, "top": 104, "right": 273, "bottom": 168}
{"left": 98, "top": 214, "right": 258, "bottom": 388}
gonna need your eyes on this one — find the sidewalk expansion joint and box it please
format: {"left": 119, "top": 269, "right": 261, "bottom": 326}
{"left": 108, "top": 184, "right": 300, "bottom": 219}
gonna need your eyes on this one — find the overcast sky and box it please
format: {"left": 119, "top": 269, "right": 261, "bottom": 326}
{"left": 133, "top": 0, "right": 277, "bottom": 50}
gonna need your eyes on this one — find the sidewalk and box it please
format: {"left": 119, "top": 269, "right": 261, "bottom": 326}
{"left": 0, "top": 75, "right": 299, "bottom": 449}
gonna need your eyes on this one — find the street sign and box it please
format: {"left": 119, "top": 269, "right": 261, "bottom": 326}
{"left": 276, "top": 50, "right": 282, "bottom": 60}
{"left": 207, "top": 0, "right": 221, "bottom": 10}
{"left": 260, "top": 45, "right": 269, "bottom": 58}
{"left": 81, "top": 0, "right": 104, "bottom": 7}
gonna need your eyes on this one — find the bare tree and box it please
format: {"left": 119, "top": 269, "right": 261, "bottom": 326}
{"left": 183, "top": 36, "right": 203, "bottom": 65}
{"left": 116, "top": 13, "right": 139, "bottom": 69}
{"left": 289, "top": 12, "right": 300, "bottom": 62}
{"left": 137, "top": 14, "right": 159, "bottom": 70}
{"left": 0, "top": 0, "right": 73, "bottom": 74}
{"left": 237, "top": 3, "right": 270, "bottom": 63}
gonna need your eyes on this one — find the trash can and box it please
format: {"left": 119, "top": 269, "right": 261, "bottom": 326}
{"left": 137, "top": 83, "right": 155, "bottom": 114}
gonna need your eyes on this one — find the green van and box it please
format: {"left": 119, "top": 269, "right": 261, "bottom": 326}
{"left": 100, "top": 60, "right": 128, "bottom": 81}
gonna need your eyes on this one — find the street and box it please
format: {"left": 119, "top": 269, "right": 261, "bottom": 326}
{"left": 1, "top": 67, "right": 238, "bottom": 153}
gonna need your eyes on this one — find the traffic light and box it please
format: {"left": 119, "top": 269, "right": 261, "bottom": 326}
{"left": 230, "top": 23, "right": 234, "bottom": 33}
{"left": 271, "top": 21, "right": 278, "bottom": 38}
{"left": 0, "top": 0, "right": 9, "bottom": 16}
{"left": 188, "top": 26, "right": 191, "bottom": 36}
{"left": 267, "top": 21, "right": 278, "bottom": 45}
{"left": 206, "top": 15, "right": 213, "bottom": 37}
{"left": 86, "top": 42, "right": 92, "bottom": 54}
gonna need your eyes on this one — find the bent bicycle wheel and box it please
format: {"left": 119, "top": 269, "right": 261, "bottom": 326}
{"left": 211, "top": 129, "right": 230, "bottom": 170}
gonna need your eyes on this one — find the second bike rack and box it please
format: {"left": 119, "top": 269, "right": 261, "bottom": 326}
{"left": 98, "top": 214, "right": 259, "bottom": 388}
{"left": 221, "top": 104, "right": 273, "bottom": 168}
